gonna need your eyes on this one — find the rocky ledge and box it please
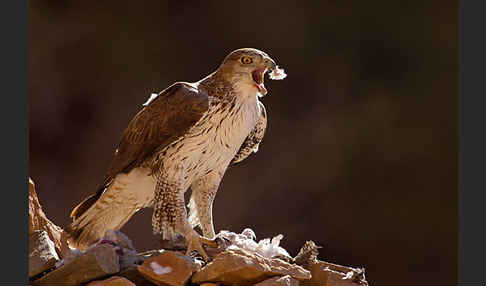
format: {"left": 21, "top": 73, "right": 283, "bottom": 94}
{"left": 29, "top": 178, "right": 369, "bottom": 286}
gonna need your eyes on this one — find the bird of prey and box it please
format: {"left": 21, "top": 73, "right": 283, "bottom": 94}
{"left": 65, "top": 48, "right": 286, "bottom": 260}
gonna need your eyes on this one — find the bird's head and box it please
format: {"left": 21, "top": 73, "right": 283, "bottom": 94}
{"left": 218, "top": 48, "right": 286, "bottom": 97}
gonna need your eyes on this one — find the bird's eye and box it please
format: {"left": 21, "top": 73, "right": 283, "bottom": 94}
{"left": 241, "top": 56, "right": 253, "bottom": 64}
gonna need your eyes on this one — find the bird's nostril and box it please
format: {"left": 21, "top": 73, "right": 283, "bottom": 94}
{"left": 264, "top": 58, "right": 277, "bottom": 71}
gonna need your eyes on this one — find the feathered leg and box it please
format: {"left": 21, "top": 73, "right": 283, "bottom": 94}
{"left": 188, "top": 169, "right": 224, "bottom": 239}
{"left": 152, "top": 163, "right": 213, "bottom": 261}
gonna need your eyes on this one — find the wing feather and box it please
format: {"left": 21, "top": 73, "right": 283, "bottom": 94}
{"left": 103, "top": 82, "right": 209, "bottom": 187}
{"left": 71, "top": 82, "right": 208, "bottom": 220}
{"left": 230, "top": 100, "right": 267, "bottom": 165}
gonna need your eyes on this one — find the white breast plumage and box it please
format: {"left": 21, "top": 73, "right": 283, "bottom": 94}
{"left": 160, "top": 95, "right": 259, "bottom": 185}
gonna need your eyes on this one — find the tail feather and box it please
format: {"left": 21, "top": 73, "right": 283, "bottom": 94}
{"left": 65, "top": 168, "right": 156, "bottom": 250}
{"left": 65, "top": 196, "right": 138, "bottom": 250}
{"left": 70, "top": 189, "right": 104, "bottom": 220}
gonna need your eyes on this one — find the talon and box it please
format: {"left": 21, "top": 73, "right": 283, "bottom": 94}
{"left": 186, "top": 235, "right": 210, "bottom": 262}
{"left": 200, "top": 236, "right": 218, "bottom": 248}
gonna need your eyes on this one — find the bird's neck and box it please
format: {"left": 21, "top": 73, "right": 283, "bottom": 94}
{"left": 197, "top": 71, "right": 233, "bottom": 99}
{"left": 198, "top": 70, "right": 258, "bottom": 103}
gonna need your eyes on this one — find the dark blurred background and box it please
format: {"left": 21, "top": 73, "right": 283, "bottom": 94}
{"left": 29, "top": 1, "right": 457, "bottom": 285}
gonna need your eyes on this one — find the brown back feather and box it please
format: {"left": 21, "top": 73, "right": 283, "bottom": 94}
{"left": 70, "top": 82, "right": 209, "bottom": 220}
{"left": 104, "top": 82, "right": 208, "bottom": 183}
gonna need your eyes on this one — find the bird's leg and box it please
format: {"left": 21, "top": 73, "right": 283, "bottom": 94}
{"left": 152, "top": 165, "right": 213, "bottom": 261}
{"left": 172, "top": 190, "right": 216, "bottom": 260}
{"left": 152, "top": 176, "right": 180, "bottom": 242}
{"left": 189, "top": 169, "right": 224, "bottom": 240}
{"left": 176, "top": 217, "right": 211, "bottom": 261}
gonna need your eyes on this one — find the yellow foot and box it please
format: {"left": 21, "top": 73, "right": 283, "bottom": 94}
{"left": 185, "top": 234, "right": 219, "bottom": 262}
{"left": 200, "top": 236, "right": 218, "bottom": 248}
{"left": 186, "top": 234, "right": 209, "bottom": 261}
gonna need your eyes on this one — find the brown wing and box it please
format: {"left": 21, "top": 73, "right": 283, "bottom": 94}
{"left": 230, "top": 100, "right": 267, "bottom": 165}
{"left": 107, "top": 82, "right": 208, "bottom": 180}
{"left": 71, "top": 82, "right": 208, "bottom": 219}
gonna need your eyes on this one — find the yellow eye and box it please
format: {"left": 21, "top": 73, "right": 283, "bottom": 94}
{"left": 241, "top": 56, "right": 253, "bottom": 64}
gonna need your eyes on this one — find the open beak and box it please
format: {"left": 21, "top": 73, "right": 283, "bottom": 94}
{"left": 252, "top": 68, "right": 267, "bottom": 96}
{"left": 252, "top": 57, "right": 287, "bottom": 97}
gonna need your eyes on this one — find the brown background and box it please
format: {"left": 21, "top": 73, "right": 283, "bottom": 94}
{"left": 30, "top": 1, "right": 457, "bottom": 285}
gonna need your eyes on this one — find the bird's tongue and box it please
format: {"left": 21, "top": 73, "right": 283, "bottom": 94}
{"left": 252, "top": 69, "right": 267, "bottom": 96}
{"left": 256, "top": 82, "right": 267, "bottom": 95}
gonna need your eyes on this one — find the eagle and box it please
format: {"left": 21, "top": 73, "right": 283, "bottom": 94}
{"left": 65, "top": 48, "right": 286, "bottom": 260}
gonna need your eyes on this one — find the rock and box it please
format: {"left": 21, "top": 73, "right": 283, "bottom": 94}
{"left": 118, "top": 249, "right": 187, "bottom": 286}
{"left": 29, "top": 230, "right": 60, "bottom": 277}
{"left": 33, "top": 243, "right": 120, "bottom": 286}
{"left": 98, "top": 229, "right": 143, "bottom": 269}
{"left": 69, "top": 229, "right": 143, "bottom": 270}
{"left": 119, "top": 250, "right": 144, "bottom": 271}
{"left": 137, "top": 250, "right": 199, "bottom": 286}
{"left": 301, "top": 261, "right": 368, "bottom": 286}
{"left": 253, "top": 275, "right": 299, "bottom": 286}
{"left": 59, "top": 245, "right": 83, "bottom": 266}
{"left": 85, "top": 276, "right": 136, "bottom": 286}
{"left": 191, "top": 246, "right": 311, "bottom": 286}
{"left": 119, "top": 266, "right": 157, "bottom": 286}
{"left": 200, "top": 283, "right": 219, "bottom": 286}
{"left": 101, "top": 229, "right": 137, "bottom": 251}
{"left": 29, "top": 178, "right": 63, "bottom": 257}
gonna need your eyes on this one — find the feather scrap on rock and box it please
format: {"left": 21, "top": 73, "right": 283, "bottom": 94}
{"left": 269, "top": 66, "right": 287, "bottom": 80}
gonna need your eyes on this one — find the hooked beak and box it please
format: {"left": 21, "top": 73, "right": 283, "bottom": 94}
{"left": 266, "top": 56, "right": 287, "bottom": 80}
{"left": 264, "top": 58, "right": 277, "bottom": 71}
{"left": 252, "top": 56, "right": 287, "bottom": 97}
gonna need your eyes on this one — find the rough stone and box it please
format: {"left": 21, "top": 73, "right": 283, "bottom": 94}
{"left": 33, "top": 244, "right": 120, "bottom": 286}
{"left": 101, "top": 229, "right": 137, "bottom": 251}
{"left": 137, "top": 250, "right": 199, "bottom": 286}
{"left": 191, "top": 246, "right": 311, "bottom": 286}
{"left": 29, "top": 230, "right": 60, "bottom": 277}
{"left": 85, "top": 276, "right": 136, "bottom": 286}
{"left": 301, "top": 261, "right": 368, "bottom": 286}
{"left": 29, "top": 177, "right": 63, "bottom": 257}
{"left": 253, "top": 275, "right": 298, "bottom": 286}
{"left": 99, "top": 230, "right": 143, "bottom": 269}
{"left": 119, "top": 266, "right": 157, "bottom": 286}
